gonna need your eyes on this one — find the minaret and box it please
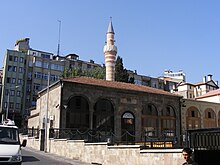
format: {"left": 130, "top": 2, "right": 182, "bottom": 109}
{"left": 103, "top": 17, "right": 117, "bottom": 81}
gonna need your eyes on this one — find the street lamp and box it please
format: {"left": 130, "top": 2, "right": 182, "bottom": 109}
{"left": 6, "top": 85, "right": 20, "bottom": 120}
{"left": 44, "top": 71, "right": 50, "bottom": 152}
{"left": 44, "top": 59, "right": 65, "bottom": 152}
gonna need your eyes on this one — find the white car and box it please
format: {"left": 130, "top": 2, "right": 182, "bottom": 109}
{"left": 0, "top": 119, "right": 27, "bottom": 165}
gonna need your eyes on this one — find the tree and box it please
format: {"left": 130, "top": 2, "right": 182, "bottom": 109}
{"left": 62, "top": 67, "right": 105, "bottom": 79}
{"left": 115, "top": 56, "right": 129, "bottom": 82}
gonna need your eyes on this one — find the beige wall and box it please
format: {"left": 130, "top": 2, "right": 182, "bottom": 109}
{"left": 38, "top": 85, "right": 62, "bottom": 129}
{"left": 21, "top": 135, "right": 184, "bottom": 165}
{"left": 28, "top": 108, "right": 39, "bottom": 128}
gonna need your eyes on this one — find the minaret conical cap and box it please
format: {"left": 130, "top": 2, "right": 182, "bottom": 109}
{"left": 107, "top": 17, "right": 114, "bottom": 34}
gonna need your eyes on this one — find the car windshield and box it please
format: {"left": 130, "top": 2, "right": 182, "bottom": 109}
{"left": 0, "top": 127, "right": 19, "bottom": 144}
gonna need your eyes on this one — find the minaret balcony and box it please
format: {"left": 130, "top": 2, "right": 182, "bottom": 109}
{"left": 103, "top": 45, "right": 117, "bottom": 53}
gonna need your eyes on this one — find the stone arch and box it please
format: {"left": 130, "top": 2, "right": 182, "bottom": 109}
{"left": 141, "top": 103, "right": 159, "bottom": 137}
{"left": 93, "top": 98, "right": 114, "bottom": 131}
{"left": 160, "top": 105, "right": 176, "bottom": 137}
{"left": 204, "top": 108, "right": 217, "bottom": 128}
{"left": 66, "top": 95, "right": 90, "bottom": 129}
{"left": 121, "top": 111, "right": 135, "bottom": 142}
{"left": 186, "top": 106, "right": 201, "bottom": 129}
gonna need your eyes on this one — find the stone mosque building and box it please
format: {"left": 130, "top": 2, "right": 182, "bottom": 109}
{"left": 28, "top": 19, "right": 182, "bottom": 145}
{"left": 28, "top": 18, "right": 220, "bottom": 147}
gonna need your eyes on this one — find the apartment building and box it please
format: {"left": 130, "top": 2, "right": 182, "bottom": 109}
{"left": 0, "top": 38, "right": 101, "bottom": 127}
{"left": 128, "top": 70, "right": 180, "bottom": 92}
{"left": 174, "top": 74, "right": 219, "bottom": 99}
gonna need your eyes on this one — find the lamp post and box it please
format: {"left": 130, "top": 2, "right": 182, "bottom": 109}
{"left": 44, "top": 59, "right": 65, "bottom": 152}
{"left": 6, "top": 85, "right": 20, "bottom": 120}
{"left": 44, "top": 71, "right": 50, "bottom": 152}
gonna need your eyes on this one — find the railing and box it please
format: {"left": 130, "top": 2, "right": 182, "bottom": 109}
{"left": 20, "top": 128, "right": 39, "bottom": 139}
{"left": 22, "top": 128, "right": 178, "bottom": 149}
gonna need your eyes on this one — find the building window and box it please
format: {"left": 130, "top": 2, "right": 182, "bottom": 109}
{"left": 28, "top": 72, "right": 32, "bottom": 80}
{"left": 20, "top": 57, "right": 24, "bottom": 63}
{"left": 43, "top": 73, "right": 48, "bottom": 80}
{"left": 19, "top": 67, "right": 23, "bottom": 73}
{"left": 9, "top": 56, "right": 13, "bottom": 61}
{"left": 18, "top": 79, "right": 22, "bottom": 85}
{"left": 14, "top": 56, "right": 18, "bottom": 62}
{"left": 186, "top": 106, "right": 201, "bottom": 129}
{"left": 35, "top": 61, "right": 42, "bottom": 67}
{"left": 13, "top": 66, "right": 17, "bottom": 72}
{"left": 204, "top": 108, "right": 216, "bottom": 128}
{"left": 16, "top": 91, "right": 21, "bottom": 97}
{"left": 51, "top": 64, "right": 63, "bottom": 71}
{"left": 87, "top": 64, "right": 91, "bottom": 69}
{"left": 43, "top": 62, "right": 49, "bottom": 69}
{"left": 34, "top": 83, "right": 41, "bottom": 91}
{"left": 161, "top": 106, "right": 176, "bottom": 137}
{"left": 8, "top": 66, "right": 13, "bottom": 72}
{"left": 12, "top": 78, "right": 16, "bottom": 84}
{"left": 34, "top": 72, "right": 42, "bottom": 79}
{"left": 41, "top": 53, "right": 50, "bottom": 59}
{"left": 142, "top": 104, "right": 158, "bottom": 137}
{"left": 7, "top": 77, "right": 11, "bottom": 83}
{"left": 50, "top": 75, "right": 58, "bottom": 81}
{"left": 10, "top": 90, "right": 15, "bottom": 96}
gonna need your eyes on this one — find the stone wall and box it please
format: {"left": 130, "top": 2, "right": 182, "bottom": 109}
{"left": 22, "top": 135, "right": 184, "bottom": 165}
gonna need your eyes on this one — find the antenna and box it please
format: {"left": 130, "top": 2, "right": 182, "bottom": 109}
{"left": 57, "top": 20, "right": 61, "bottom": 56}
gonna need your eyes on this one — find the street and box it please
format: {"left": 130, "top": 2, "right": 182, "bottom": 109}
{"left": 21, "top": 147, "right": 90, "bottom": 165}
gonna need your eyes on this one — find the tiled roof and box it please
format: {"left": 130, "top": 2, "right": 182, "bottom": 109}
{"left": 62, "top": 76, "right": 181, "bottom": 97}
{"left": 196, "top": 89, "right": 220, "bottom": 99}
{"left": 194, "top": 81, "right": 205, "bottom": 85}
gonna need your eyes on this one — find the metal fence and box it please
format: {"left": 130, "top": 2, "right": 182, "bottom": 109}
{"left": 21, "top": 128, "right": 177, "bottom": 149}
{"left": 186, "top": 128, "right": 220, "bottom": 150}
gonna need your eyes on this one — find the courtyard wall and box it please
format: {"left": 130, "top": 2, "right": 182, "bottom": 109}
{"left": 21, "top": 135, "right": 184, "bottom": 165}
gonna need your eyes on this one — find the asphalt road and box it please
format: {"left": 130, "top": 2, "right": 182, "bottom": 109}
{"left": 21, "top": 147, "right": 91, "bottom": 165}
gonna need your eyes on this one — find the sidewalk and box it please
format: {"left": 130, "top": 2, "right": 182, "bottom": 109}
{"left": 23, "top": 147, "right": 91, "bottom": 165}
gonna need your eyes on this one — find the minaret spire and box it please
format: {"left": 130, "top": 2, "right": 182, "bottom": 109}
{"left": 103, "top": 17, "right": 117, "bottom": 81}
{"left": 107, "top": 17, "right": 114, "bottom": 33}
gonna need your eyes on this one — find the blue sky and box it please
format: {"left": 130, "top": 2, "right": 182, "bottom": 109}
{"left": 1, "top": 0, "right": 220, "bottom": 83}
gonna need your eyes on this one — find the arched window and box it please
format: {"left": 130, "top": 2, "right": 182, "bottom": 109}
{"left": 142, "top": 104, "right": 158, "bottom": 137}
{"left": 161, "top": 106, "right": 176, "bottom": 137}
{"left": 186, "top": 106, "right": 201, "bottom": 129}
{"left": 121, "top": 112, "right": 135, "bottom": 142}
{"left": 204, "top": 108, "right": 216, "bottom": 128}
{"left": 94, "top": 99, "right": 114, "bottom": 131}
{"left": 66, "top": 96, "right": 89, "bottom": 129}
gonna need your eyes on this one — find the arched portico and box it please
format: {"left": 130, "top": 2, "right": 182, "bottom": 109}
{"left": 186, "top": 106, "right": 201, "bottom": 129}
{"left": 66, "top": 95, "right": 90, "bottom": 129}
{"left": 93, "top": 98, "right": 114, "bottom": 131}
